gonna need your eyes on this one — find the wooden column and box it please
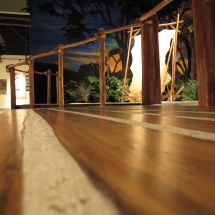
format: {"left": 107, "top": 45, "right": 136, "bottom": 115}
{"left": 47, "top": 70, "right": 51, "bottom": 104}
{"left": 9, "top": 67, "right": 16, "bottom": 109}
{"left": 29, "top": 60, "right": 35, "bottom": 109}
{"left": 56, "top": 71, "right": 59, "bottom": 104}
{"left": 192, "top": 0, "right": 215, "bottom": 106}
{"left": 58, "top": 45, "right": 64, "bottom": 109}
{"left": 98, "top": 28, "right": 106, "bottom": 106}
{"left": 171, "top": 14, "right": 180, "bottom": 102}
{"left": 141, "top": 14, "right": 161, "bottom": 105}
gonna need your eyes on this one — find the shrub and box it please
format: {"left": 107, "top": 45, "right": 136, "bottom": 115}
{"left": 180, "top": 79, "right": 198, "bottom": 101}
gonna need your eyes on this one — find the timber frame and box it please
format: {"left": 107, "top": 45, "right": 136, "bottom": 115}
{"left": 5, "top": 0, "right": 215, "bottom": 109}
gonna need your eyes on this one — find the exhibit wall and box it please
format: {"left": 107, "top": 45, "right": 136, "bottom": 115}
{"left": 0, "top": 55, "right": 29, "bottom": 108}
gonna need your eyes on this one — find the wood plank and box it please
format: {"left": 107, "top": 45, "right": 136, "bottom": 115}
{"left": 0, "top": 110, "right": 27, "bottom": 215}
{"left": 35, "top": 108, "right": 215, "bottom": 215}
{"left": 63, "top": 107, "right": 215, "bottom": 133}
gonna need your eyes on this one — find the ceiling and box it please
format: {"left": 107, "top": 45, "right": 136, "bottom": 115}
{"left": 0, "top": 11, "right": 30, "bottom": 56}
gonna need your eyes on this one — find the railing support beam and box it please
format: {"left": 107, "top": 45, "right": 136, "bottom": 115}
{"left": 141, "top": 14, "right": 161, "bottom": 105}
{"left": 58, "top": 44, "right": 64, "bottom": 109}
{"left": 97, "top": 28, "right": 106, "bottom": 107}
{"left": 29, "top": 60, "right": 35, "bottom": 109}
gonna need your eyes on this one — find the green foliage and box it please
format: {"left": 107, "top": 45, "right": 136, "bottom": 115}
{"left": 64, "top": 80, "right": 77, "bottom": 103}
{"left": 84, "top": 76, "right": 100, "bottom": 102}
{"left": 85, "top": 75, "right": 130, "bottom": 102}
{"left": 65, "top": 75, "right": 130, "bottom": 103}
{"left": 188, "top": 24, "right": 194, "bottom": 33}
{"left": 106, "top": 76, "right": 128, "bottom": 102}
{"left": 75, "top": 82, "right": 95, "bottom": 103}
{"left": 180, "top": 79, "right": 198, "bottom": 101}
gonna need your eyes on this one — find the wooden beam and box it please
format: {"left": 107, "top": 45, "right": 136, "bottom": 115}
{"left": 138, "top": 0, "right": 173, "bottom": 22}
{"left": 29, "top": 50, "right": 57, "bottom": 61}
{"left": 14, "top": 68, "right": 29, "bottom": 73}
{"left": 9, "top": 67, "right": 16, "bottom": 109}
{"left": 46, "top": 70, "right": 51, "bottom": 104}
{"left": 192, "top": 0, "right": 215, "bottom": 106}
{"left": 56, "top": 72, "right": 59, "bottom": 104}
{"left": 122, "top": 28, "right": 133, "bottom": 102}
{"left": 57, "top": 45, "right": 64, "bottom": 109}
{"left": 7, "top": 61, "right": 27, "bottom": 69}
{"left": 97, "top": 28, "right": 106, "bottom": 107}
{"left": 159, "top": 20, "right": 184, "bottom": 26}
{"left": 141, "top": 14, "right": 161, "bottom": 105}
{"left": 29, "top": 60, "right": 35, "bottom": 109}
{"left": 34, "top": 71, "right": 46, "bottom": 75}
{"left": 171, "top": 14, "right": 180, "bottom": 102}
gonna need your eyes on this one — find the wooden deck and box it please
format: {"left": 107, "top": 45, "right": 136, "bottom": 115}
{"left": 1, "top": 104, "right": 215, "bottom": 215}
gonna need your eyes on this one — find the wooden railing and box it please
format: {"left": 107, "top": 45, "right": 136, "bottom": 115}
{"left": 6, "top": 0, "right": 172, "bottom": 109}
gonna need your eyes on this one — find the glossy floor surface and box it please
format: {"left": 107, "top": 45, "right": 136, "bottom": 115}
{"left": 1, "top": 103, "right": 215, "bottom": 215}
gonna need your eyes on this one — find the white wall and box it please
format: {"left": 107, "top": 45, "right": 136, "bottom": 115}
{"left": 0, "top": 55, "right": 29, "bottom": 108}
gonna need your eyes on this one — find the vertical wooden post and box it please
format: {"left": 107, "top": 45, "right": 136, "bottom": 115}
{"left": 58, "top": 44, "right": 64, "bottom": 109}
{"left": 98, "top": 28, "right": 106, "bottom": 106}
{"left": 9, "top": 67, "right": 16, "bottom": 109}
{"left": 170, "top": 36, "right": 176, "bottom": 102}
{"left": 171, "top": 14, "right": 180, "bottom": 102}
{"left": 121, "top": 27, "right": 133, "bottom": 102}
{"left": 192, "top": 0, "right": 215, "bottom": 106}
{"left": 29, "top": 60, "right": 35, "bottom": 109}
{"left": 56, "top": 71, "right": 59, "bottom": 104}
{"left": 141, "top": 14, "right": 161, "bottom": 105}
{"left": 47, "top": 70, "right": 51, "bottom": 104}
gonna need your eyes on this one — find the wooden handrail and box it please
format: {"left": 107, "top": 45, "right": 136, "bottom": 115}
{"left": 58, "top": 36, "right": 97, "bottom": 50}
{"left": 6, "top": 0, "right": 173, "bottom": 109}
{"left": 34, "top": 71, "right": 47, "bottom": 75}
{"left": 138, "top": 0, "right": 173, "bottom": 22}
{"left": 29, "top": 50, "right": 57, "bottom": 60}
{"left": 7, "top": 61, "right": 27, "bottom": 69}
{"left": 159, "top": 20, "right": 184, "bottom": 26}
{"left": 15, "top": 68, "right": 29, "bottom": 73}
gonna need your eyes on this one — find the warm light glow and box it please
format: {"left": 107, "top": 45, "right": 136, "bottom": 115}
{"left": 130, "top": 29, "right": 175, "bottom": 94}
{"left": 15, "top": 72, "right": 26, "bottom": 99}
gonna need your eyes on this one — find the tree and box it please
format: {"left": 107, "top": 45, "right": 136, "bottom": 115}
{"left": 23, "top": 0, "right": 191, "bottom": 72}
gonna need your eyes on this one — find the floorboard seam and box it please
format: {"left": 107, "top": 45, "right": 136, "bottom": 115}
{"left": 50, "top": 108, "right": 215, "bottom": 142}
{"left": 65, "top": 107, "right": 215, "bottom": 122}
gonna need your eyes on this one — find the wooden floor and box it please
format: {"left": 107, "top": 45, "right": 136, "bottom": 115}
{"left": 1, "top": 104, "right": 215, "bottom": 215}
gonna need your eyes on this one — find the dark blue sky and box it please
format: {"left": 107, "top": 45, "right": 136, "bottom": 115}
{"left": 30, "top": 0, "right": 119, "bottom": 72}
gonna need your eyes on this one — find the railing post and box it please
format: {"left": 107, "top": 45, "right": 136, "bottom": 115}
{"left": 192, "top": 0, "right": 215, "bottom": 106}
{"left": 46, "top": 70, "right": 51, "bottom": 104}
{"left": 8, "top": 67, "right": 16, "bottom": 109}
{"left": 140, "top": 14, "right": 161, "bottom": 105}
{"left": 28, "top": 59, "right": 35, "bottom": 109}
{"left": 56, "top": 71, "right": 59, "bottom": 104}
{"left": 57, "top": 44, "right": 64, "bottom": 109}
{"left": 97, "top": 28, "right": 106, "bottom": 106}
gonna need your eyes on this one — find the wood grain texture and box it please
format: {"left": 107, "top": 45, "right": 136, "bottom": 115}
{"left": 64, "top": 106, "right": 215, "bottom": 133}
{"left": 0, "top": 110, "right": 26, "bottom": 215}
{"left": 192, "top": 0, "right": 215, "bottom": 106}
{"left": 9, "top": 68, "right": 16, "bottom": 109}
{"left": 141, "top": 14, "right": 161, "bottom": 105}
{"left": 35, "top": 107, "right": 215, "bottom": 215}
